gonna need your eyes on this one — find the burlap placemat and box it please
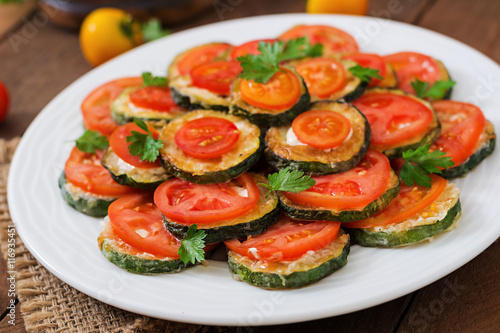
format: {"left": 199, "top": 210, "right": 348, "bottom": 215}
{"left": 0, "top": 138, "right": 205, "bottom": 333}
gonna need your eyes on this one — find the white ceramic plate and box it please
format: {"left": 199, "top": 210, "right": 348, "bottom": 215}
{"left": 8, "top": 14, "right": 500, "bottom": 326}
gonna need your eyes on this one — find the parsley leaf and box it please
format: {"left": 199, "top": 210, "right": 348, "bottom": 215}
{"left": 238, "top": 38, "right": 323, "bottom": 84}
{"left": 141, "top": 18, "right": 171, "bottom": 42}
{"left": 399, "top": 145, "right": 454, "bottom": 187}
{"left": 259, "top": 167, "right": 316, "bottom": 197}
{"left": 142, "top": 72, "right": 167, "bottom": 87}
{"left": 125, "top": 119, "right": 163, "bottom": 162}
{"left": 349, "top": 65, "right": 384, "bottom": 83}
{"left": 178, "top": 224, "right": 206, "bottom": 264}
{"left": 75, "top": 130, "right": 108, "bottom": 153}
{"left": 411, "top": 79, "right": 456, "bottom": 100}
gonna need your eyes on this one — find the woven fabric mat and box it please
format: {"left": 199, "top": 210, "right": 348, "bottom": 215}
{"left": 0, "top": 138, "right": 204, "bottom": 333}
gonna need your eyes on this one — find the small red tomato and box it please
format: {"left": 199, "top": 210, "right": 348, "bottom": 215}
{"left": 0, "top": 80, "right": 10, "bottom": 123}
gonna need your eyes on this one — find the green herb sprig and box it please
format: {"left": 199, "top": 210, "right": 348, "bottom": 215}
{"left": 141, "top": 18, "right": 170, "bottom": 42}
{"left": 178, "top": 224, "right": 207, "bottom": 264}
{"left": 349, "top": 65, "right": 384, "bottom": 83}
{"left": 75, "top": 130, "right": 109, "bottom": 153}
{"left": 142, "top": 72, "right": 168, "bottom": 87}
{"left": 259, "top": 167, "right": 316, "bottom": 197}
{"left": 399, "top": 144, "right": 454, "bottom": 187}
{"left": 238, "top": 38, "right": 323, "bottom": 84}
{"left": 411, "top": 79, "right": 456, "bottom": 100}
{"left": 126, "top": 119, "right": 163, "bottom": 162}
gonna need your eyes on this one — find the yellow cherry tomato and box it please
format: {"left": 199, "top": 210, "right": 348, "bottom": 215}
{"left": 306, "top": 0, "right": 369, "bottom": 16}
{"left": 79, "top": 8, "right": 143, "bottom": 67}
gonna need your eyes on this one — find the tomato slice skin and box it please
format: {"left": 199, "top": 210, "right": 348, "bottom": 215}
{"left": 294, "top": 57, "right": 347, "bottom": 98}
{"left": 284, "top": 150, "right": 391, "bottom": 210}
{"left": 342, "top": 53, "right": 387, "bottom": 87}
{"left": 154, "top": 173, "right": 260, "bottom": 224}
{"left": 279, "top": 25, "right": 359, "bottom": 54}
{"left": 190, "top": 61, "right": 242, "bottom": 95}
{"left": 225, "top": 215, "right": 341, "bottom": 261}
{"left": 240, "top": 68, "right": 301, "bottom": 111}
{"left": 64, "top": 147, "right": 137, "bottom": 196}
{"left": 109, "top": 122, "right": 162, "bottom": 169}
{"left": 353, "top": 91, "right": 433, "bottom": 145}
{"left": 108, "top": 192, "right": 182, "bottom": 258}
{"left": 129, "top": 86, "right": 179, "bottom": 112}
{"left": 345, "top": 174, "right": 447, "bottom": 228}
{"left": 430, "top": 100, "right": 486, "bottom": 166}
{"left": 176, "top": 43, "right": 233, "bottom": 76}
{"left": 230, "top": 39, "right": 278, "bottom": 60}
{"left": 383, "top": 52, "right": 440, "bottom": 95}
{"left": 174, "top": 116, "right": 240, "bottom": 159}
{"left": 81, "top": 77, "right": 143, "bottom": 136}
{"left": 292, "top": 109, "right": 352, "bottom": 149}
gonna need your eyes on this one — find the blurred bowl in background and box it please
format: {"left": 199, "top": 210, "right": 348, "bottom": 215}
{"left": 39, "top": 0, "right": 213, "bottom": 29}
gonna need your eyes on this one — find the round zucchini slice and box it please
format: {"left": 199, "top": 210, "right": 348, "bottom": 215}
{"left": 287, "top": 58, "right": 367, "bottom": 103}
{"left": 353, "top": 88, "right": 441, "bottom": 159}
{"left": 101, "top": 148, "right": 172, "bottom": 191}
{"left": 227, "top": 229, "right": 350, "bottom": 289}
{"left": 168, "top": 42, "right": 233, "bottom": 111}
{"left": 98, "top": 218, "right": 194, "bottom": 274}
{"left": 163, "top": 173, "right": 279, "bottom": 244}
{"left": 58, "top": 172, "right": 117, "bottom": 217}
{"left": 265, "top": 101, "right": 371, "bottom": 175}
{"left": 441, "top": 121, "right": 496, "bottom": 179}
{"left": 110, "top": 86, "right": 187, "bottom": 127}
{"left": 158, "top": 110, "right": 263, "bottom": 184}
{"left": 279, "top": 170, "right": 400, "bottom": 222}
{"left": 345, "top": 182, "right": 461, "bottom": 247}
{"left": 229, "top": 71, "right": 311, "bottom": 128}
{"left": 377, "top": 62, "right": 398, "bottom": 89}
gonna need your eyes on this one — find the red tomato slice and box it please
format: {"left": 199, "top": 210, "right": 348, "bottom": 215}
{"left": 230, "top": 39, "right": 278, "bottom": 60}
{"left": 294, "top": 57, "right": 347, "bottom": 98}
{"left": 0, "top": 80, "right": 9, "bottom": 123}
{"left": 345, "top": 174, "right": 447, "bottom": 228}
{"left": 190, "top": 61, "right": 242, "bottom": 95}
{"left": 353, "top": 91, "right": 433, "bottom": 145}
{"left": 279, "top": 25, "right": 359, "bottom": 54}
{"left": 384, "top": 52, "right": 440, "bottom": 94}
{"left": 430, "top": 100, "right": 486, "bottom": 166}
{"left": 129, "top": 86, "right": 180, "bottom": 112}
{"left": 176, "top": 43, "right": 233, "bottom": 76}
{"left": 64, "top": 147, "right": 137, "bottom": 196}
{"left": 108, "top": 193, "right": 182, "bottom": 258}
{"left": 240, "top": 68, "right": 301, "bottom": 111}
{"left": 109, "top": 122, "right": 162, "bottom": 169}
{"left": 174, "top": 116, "right": 240, "bottom": 159}
{"left": 284, "top": 150, "right": 391, "bottom": 210}
{"left": 342, "top": 53, "right": 387, "bottom": 87}
{"left": 81, "top": 77, "right": 142, "bottom": 136}
{"left": 154, "top": 173, "right": 260, "bottom": 225}
{"left": 292, "top": 109, "right": 352, "bottom": 149}
{"left": 225, "top": 215, "right": 341, "bottom": 261}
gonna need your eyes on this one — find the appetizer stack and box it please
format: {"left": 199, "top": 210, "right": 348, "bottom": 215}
{"left": 59, "top": 24, "right": 495, "bottom": 289}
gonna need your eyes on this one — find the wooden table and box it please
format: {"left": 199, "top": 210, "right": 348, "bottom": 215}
{"left": 1, "top": 0, "right": 499, "bottom": 331}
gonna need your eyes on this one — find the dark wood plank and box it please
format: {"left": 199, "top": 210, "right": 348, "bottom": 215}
{"left": 0, "top": 18, "right": 91, "bottom": 140}
{"left": 397, "top": 240, "right": 500, "bottom": 333}
{"left": 369, "top": 0, "right": 435, "bottom": 24}
{"left": 0, "top": 303, "right": 24, "bottom": 333}
{"left": 417, "top": 0, "right": 500, "bottom": 63}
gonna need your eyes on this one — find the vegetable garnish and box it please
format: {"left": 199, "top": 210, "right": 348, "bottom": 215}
{"left": 348, "top": 65, "right": 384, "bottom": 83}
{"left": 411, "top": 79, "right": 456, "bottom": 100}
{"left": 141, "top": 18, "right": 171, "bottom": 42}
{"left": 125, "top": 119, "right": 163, "bottom": 162}
{"left": 238, "top": 38, "right": 323, "bottom": 83}
{"left": 399, "top": 144, "right": 454, "bottom": 187}
{"left": 142, "top": 72, "right": 168, "bottom": 87}
{"left": 75, "top": 130, "right": 109, "bottom": 153}
{"left": 178, "top": 224, "right": 207, "bottom": 264}
{"left": 259, "top": 167, "right": 316, "bottom": 197}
